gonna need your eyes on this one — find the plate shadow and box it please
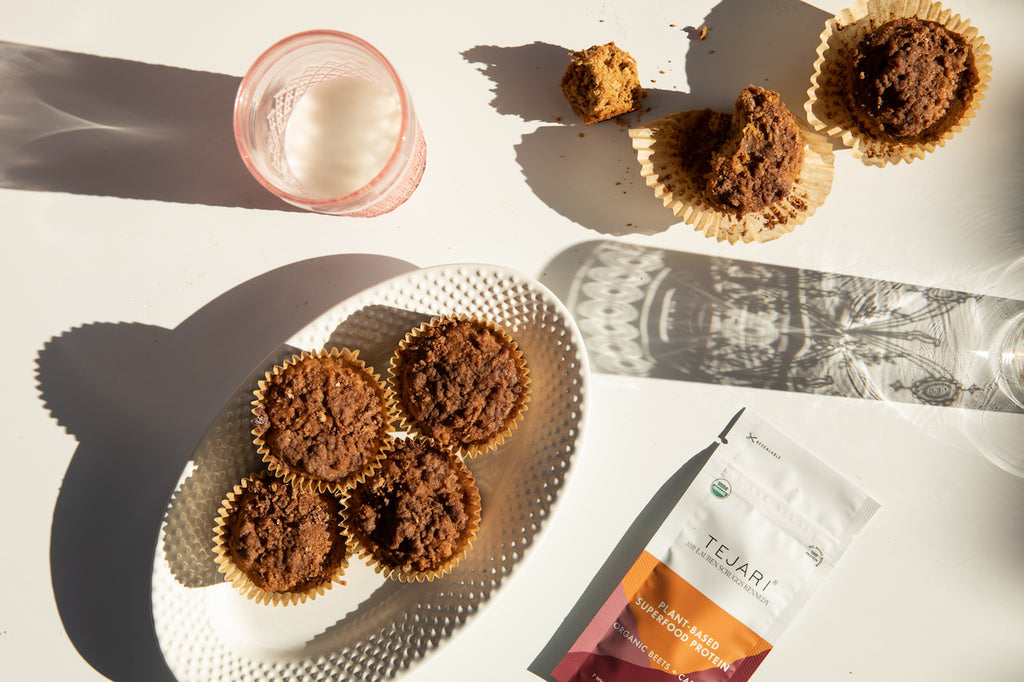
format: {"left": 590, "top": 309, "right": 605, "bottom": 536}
{"left": 38, "top": 253, "right": 417, "bottom": 682}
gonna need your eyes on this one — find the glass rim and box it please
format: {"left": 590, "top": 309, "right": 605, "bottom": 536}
{"left": 232, "top": 29, "right": 417, "bottom": 213}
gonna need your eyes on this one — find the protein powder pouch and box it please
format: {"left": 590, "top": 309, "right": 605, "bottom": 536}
{"left": 551, "top": 407, "right": 879, "bottom": 682}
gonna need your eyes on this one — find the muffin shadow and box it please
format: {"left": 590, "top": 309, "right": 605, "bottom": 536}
{"left": 461, "top": 41, "right": 573, "bottom": 124}
{"left": 466, "top": 0, "right": 833, "bottom": 235}
{"left": 160, "top": 342, "right": 301, "bottom": 590}
{"left": 682, "top": 0, "right": 834, "bottom": 115}
{"left": 515, "top": 117, "right": 684, "bottom": 236}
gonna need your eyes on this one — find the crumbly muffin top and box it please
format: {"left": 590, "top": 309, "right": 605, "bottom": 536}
{"left": 677, "top": 108, "right": 733, "bottom": 184}
{"left": 348, "top": 438, "right": 473, "bottom": 574}
{"left": 224, "top": 476, "right": 346, "bottom": 593}
{"left": 561, "top": 41, "right": 643, "bottom": 125}
{"left": 849, "top": 17, "right": 977, "bottom": 143}
{"left": 253, "top": 353, "right": 388, "bottom": 484}
{"left": 703, "top": 86, "right": 805, "bottom": 216}
{"left": 393, "top": 318, "right": 526, "bottom": 448}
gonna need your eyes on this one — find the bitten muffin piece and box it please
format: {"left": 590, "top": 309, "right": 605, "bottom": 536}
{"left": 561, "top": 42, "right": 643, "bottom": 125}
{"left": 223, "top": 476, "right": 346, "bottom": 593}
{"left": 252, "top": 351, "right": 390, "bottom": 487}
{"left": 704, "top": 86, "right": 804, "bottom": 216}
{"left": 677, "top": 108, "right": 732, "bottom": 183}
{"left": 347, "top": 438, "right": 476, "bottom": 575}
{"left": 849, "top": 17, "right": 978, "bottom": 143}
{"left": 392, "top": 318, "right": 527, "bottom": 449}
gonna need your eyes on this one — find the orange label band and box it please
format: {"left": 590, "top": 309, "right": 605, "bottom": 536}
{"left": 553, "top": 551, "right": 771, "bottom": 682}
{"left": 624, "top": 552, "right": 771, "bottom": 677}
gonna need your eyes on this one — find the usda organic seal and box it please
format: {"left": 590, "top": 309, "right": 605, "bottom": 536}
{"left": 711, "top": 478, "right": 731, "bottom": 499}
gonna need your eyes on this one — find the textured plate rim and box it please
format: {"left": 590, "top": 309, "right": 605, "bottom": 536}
{"left": 152, "top": 262, "right": 591, "bottom": 681}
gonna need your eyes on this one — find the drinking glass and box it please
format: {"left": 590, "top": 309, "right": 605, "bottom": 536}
{"left": 233, "top": 30, "right": 426, "bottom": 216}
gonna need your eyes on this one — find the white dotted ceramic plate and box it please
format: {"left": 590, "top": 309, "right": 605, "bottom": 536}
{"left": 152, "top": 264, "right": 590, "bottom": 681}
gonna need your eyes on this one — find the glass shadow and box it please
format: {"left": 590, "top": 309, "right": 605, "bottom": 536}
{"left": 0, "top": 41, "right": 298, "bottom": 210}
{"left": 541, "top": 240, "right": 1024, "bottom": 415}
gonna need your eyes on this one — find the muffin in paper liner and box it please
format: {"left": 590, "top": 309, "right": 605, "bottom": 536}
{"left": 389, "top": 314, "right": 530, "bottom": 459}
{"left": 212, "top": 472, "right": 350, "bottom": 606}
{"left": 342, "top": 436, "right": 482, "bottom": 583}
{"left": 628, "top": 111, "right": 835, "bottom": 244}
{"left": 805, "top": 0, "right": 992, "bottom": 167}
{"left": 251, "top": 347, "right": 396, "bottom": 494}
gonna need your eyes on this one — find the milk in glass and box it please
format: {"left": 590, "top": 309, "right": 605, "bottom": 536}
{"left": 284, "top": 76, "right": 402, "bottom": 199}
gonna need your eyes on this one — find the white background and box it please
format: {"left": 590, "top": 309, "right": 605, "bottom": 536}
{"left": 2, "top": 1, "right": 1022, "bottom": 680}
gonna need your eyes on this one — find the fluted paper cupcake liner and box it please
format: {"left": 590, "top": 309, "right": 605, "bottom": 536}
{"left": 343, "top": 437, "right": 482, "bottom": 583}
{"left": 252, "top": 347, "right": 396, "bottom": 493}
{"left": 629, "top": 112, "right": 835, "bottom": 244}
{"left": 805, "top": 0, "right": 992, "bottom": 166}
{"left": 212, "top": 472, "right": 350, "bottom": 606}
{"left": 389, "top": 314, "right": 530, "bottom": 458}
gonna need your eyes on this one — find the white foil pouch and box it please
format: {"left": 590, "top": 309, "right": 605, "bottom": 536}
{"left": 552, "top": 408, "right": 879, "bottom": 682}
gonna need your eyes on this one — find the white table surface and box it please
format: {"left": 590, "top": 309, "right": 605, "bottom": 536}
{"left": 3, "top": 1, "right": 1023, "bottom": 680}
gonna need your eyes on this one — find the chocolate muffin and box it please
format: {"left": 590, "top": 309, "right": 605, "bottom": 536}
{"left": 345, "top": 437, "right": 481, "bottom": 579}
{"left": 704, "top": 86, "right": 805, "bottom": 216}
{"left": 252, "top": 348, "right": 393, "bottom": 491}
{"left": 806, "top": 1, "right": 991, "bottom": 166}
{"left": 849, "top": 17, "right": 978, "bottom": 143}
{"left": 561, "top": 42, "right": 643, "bottom": 125}
{"left": 677, "top": 108, "right": 732, "bottom": 181}
{"left": 214, "top": 473, "right": 348, "bottom": 602}
{"left": 390, "top": 316, "right": 529, "bottom": 456}
{"left": 629, "top": 91, "right": 835, "bottom": 243}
